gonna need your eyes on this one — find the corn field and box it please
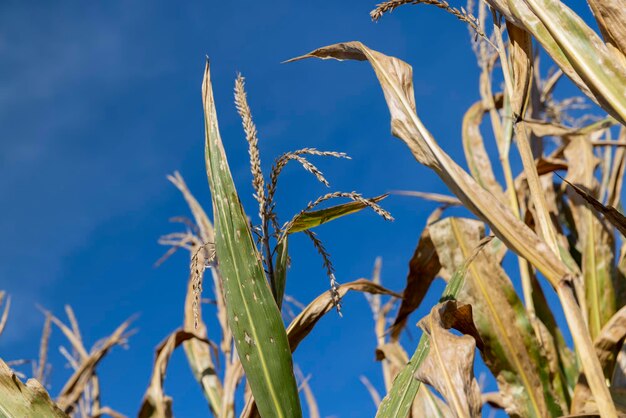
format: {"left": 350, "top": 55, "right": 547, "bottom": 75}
{"left": 2, "top": 0, "right": 626, "bottom": 417}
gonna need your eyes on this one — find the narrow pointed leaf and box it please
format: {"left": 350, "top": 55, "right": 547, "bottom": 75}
{"left": 286, "top": 194, "right": 388, "bottom": 234}
{"left": 273, "top": 237, "right": 289, "bottom": 308}
{"left": 202, "top": 61, "right": 301, "bottom": 418}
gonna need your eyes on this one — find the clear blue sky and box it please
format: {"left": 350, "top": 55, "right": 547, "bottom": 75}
{"left": 1, "top": 1, "right": 594, "bottom": 417}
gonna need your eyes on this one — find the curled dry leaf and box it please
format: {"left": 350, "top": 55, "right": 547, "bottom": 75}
{"left": 376, "top": 234, "right": 492, "bottom": 418}
{"left": 415, "top": 301, "right": 482, "bottom": 418}
{"left": 286, "top": 279, "right": 401, "bottom": 352}
{"left": 461, "top": 93, "right": 505, "bottom": 204}
{"left": 138, "top": 330, "right": 212, "bottom": 418}
{"left": 56, "top": 318, "right": 133, "bottom": 413}
{"left": 389, "top": 227, "right": 441, "bottom": 341}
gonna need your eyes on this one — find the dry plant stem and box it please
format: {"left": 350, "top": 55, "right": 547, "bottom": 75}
{"left": 479, "top": 31, "right": 535, "bottom": 316}
{"left": 558, "top": 280, "right": 618, "bottom": 418}
{"left": 514, "top": 123, "right": 560, "bottom": 255}
{"left": 491, "top": 18, "right": 543, "bottom": 319}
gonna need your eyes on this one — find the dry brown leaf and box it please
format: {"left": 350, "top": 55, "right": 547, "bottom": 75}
{"left": 586, "top": 0, "right": 626, "bottom": 58}
{"left": 607, "top": 127, "right": 626, "bottom": 207}
{"left": 461, "top": 93, "right": 506, "bottom": 203}
{"left": 561, "top": 173, "right": 626, "bottom": 238}
{"left": 390, "top": 228, "right": 441, "bottom": 341}
{"left": 138, "top": 329, "right": 212, "bottom": 418}
{"left": 56, "top": 318, "right": 133, "bottom": 413}
{"left": 412, "top": 384, "right": 454, "bottom": 418}
{"left": 415, "top": 301, "right": 482, "bottom": 418}
{"left": 564, "top": 137, "right": 617, "bottom": 339}
{"left": 393, "top": 190, "right": 462, "bottom": 206}
{"left": 430, "top": 217, "right": 564, "bottom": 416}
{"left": 286, "top": 279, "right": 401, "bottom": 352}
{"left": 0, "top": 291, "right": 10, "bottom": 338}
{"left": 288, "top": 41, "right": 569, "bottom": 288}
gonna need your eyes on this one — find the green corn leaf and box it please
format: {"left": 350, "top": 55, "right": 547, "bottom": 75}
{"left": 286, "top": 194, "right": 388, "bottom": 234}
{"left": 202, "top": 60, "right": 301, "bottom": 418}
{"left": 273, "top": 237, "right": 289, "bottom": 308}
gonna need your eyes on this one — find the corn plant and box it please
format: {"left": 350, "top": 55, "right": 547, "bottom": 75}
{"left": 2, "top": 0, "right": 626, "bottom": 417}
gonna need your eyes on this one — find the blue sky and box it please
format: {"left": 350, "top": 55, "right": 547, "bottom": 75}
{"left": 0, "top": 1, "right": 597, "bottom": 417}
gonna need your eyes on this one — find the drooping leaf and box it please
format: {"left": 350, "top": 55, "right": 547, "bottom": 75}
{"left": 561, "top": 175, "right": 626, "bottom": 239}
{"left": 138, "top": 330, "right": 211, "bottom": 418}
{"left": 285, "top": 194, "right": 388, "bottom": 234}
{"left": 415, "top": 301, "right": 482, "bottom": 418}
{"left": 288, "top": 41, "right": 569, "bottom": 287}
{"left": 286, "top": 279, "right": 400, "bottom": 352}
{"left": 390, "top": 227, "right": 441, "bottom": 341}
{"left": 202, "top": 61, "right": 301, "bottom": 418}
{"left": 0, "top": 359, "right": 68, "bottom": 418}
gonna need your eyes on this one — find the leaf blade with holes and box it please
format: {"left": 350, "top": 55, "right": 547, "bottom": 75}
{"left": 202, "top": 61, "right": 301, "bottom": 418}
